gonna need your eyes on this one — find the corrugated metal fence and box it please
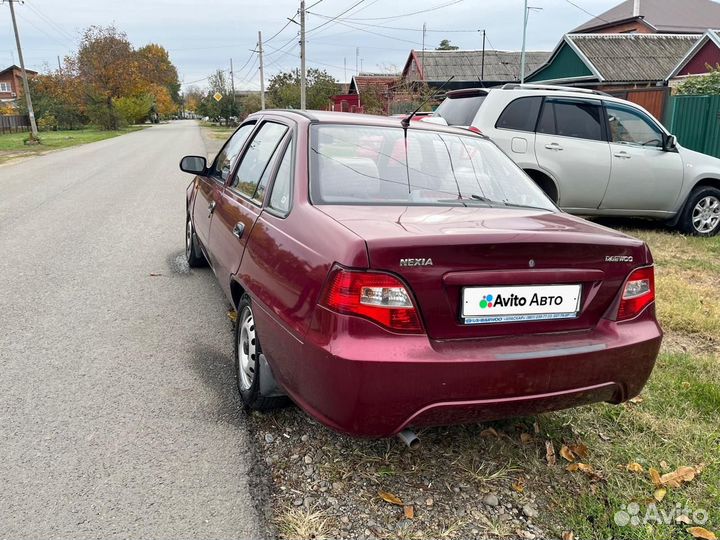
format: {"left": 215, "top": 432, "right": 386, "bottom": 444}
{"left": 0, "top": 114, "right": 31, "bottom": 134}
{"left": 667, "top": 95, "right": 720, "bottom": 158}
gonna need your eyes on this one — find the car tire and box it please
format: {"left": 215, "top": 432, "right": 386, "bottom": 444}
{"left": 234, "top": 294, "right": 288, "bottom": 411}
{"left": 678, "top": 186, "right": 720, "bottom": 237}
{"left": 186, "top": 216, "right": 207, "bottom": 267}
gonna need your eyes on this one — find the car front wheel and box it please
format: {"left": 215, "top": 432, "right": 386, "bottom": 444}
{"left": 679, "top": 186, "right": 720, "bottom": 237}
{"left": 185, "top": 216, "right": 207, "bottom": 267}
{"left": 234, "top": 294, "right": 287, "bottom": 411}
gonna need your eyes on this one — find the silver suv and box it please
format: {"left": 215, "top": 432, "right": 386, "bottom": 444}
{"left": 433, "top": 84, "right": 720, "bottom": 236}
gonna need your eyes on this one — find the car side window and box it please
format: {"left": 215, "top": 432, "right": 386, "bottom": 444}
{"left": 231, "top": 122, "right": 288, "bottom": 200}
{"left": 606, "top": 104, "right": 663, "bottom": 148}
{"left": 269, "top": 142, "right": 293, "bottom": 214}
{"left": 210, "top": 123, "right": 255, "bottom": 181}
{"left": 537, "top": 99, "right": 604, "bottom": 142}
{"left": 495, "top": 97, "right": 543, "bottom": 132}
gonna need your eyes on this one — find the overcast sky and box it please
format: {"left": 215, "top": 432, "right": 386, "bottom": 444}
{"left": 2, "top": 0, "right": 622, "bottom": 91}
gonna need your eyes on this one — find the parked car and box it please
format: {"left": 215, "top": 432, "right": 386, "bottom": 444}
{"left": 179, "top": 110, "right": 661, "bottom": 438}
{"left": 433, "top": 84, "right": 720, "bottom": 237}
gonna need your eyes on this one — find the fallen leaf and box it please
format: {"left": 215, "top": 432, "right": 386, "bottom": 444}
{"left": 533, "top": 421, "right": 540, "bottom": 434}
{"left": 566, "top": 463, "right": 602, "bottom": 480}
{"left": 520, "top": 432, "right": 533, "bottom": 444}
{"left": 629, "top": 396, "right": 644, "bottom": 404}
{"left": 627, "top": 462, "right": 644, "bottom": 474}
{"left": 511, "top": 477, "right": 525, "bottom": 493}
{"left": 682, "top": 381, "right": 691, "bottom": 390}
{"left": 570, "top": 444, "right": 589, "bottom": 459}
{"left": 660, "top": 460, "right": 670, "bottom": 471}
{"left": 480, "top": 427, "right": 499, "bottom": 438}
{"left": 562, "top": 532, "right": 575, "bottom": 540}
{"left": 378, "top": 491, "right": 403, "bottom": 506}
{"left": 677, "top": 515, "right": 693, "bottom": 525}
{"left": 566, "top": 463, "right": 580, "bottom": 473}
{"left": 660, "top": 466, "right": 700, "bottom": 488}
{"left": 227, "top": 310, "right": 238, "bottom": 322}
{"left": 687, "top": 527, "right": 717, "bottom": 540}
{"left": 403, "top": 505, "right": 414, "bottom": 520}
{"left": 598, "top": 432, "right": 611, "bottom": 441}
{"left": 649, "top": 467, "right": 662, "bottom": 487}
{"left": 560, "top": 445, "right": 576, "bottom": 462}
{"left": 545, "top": 440, "right": 556, "bottom": 466}
{"left": 654, "top": 488, "right": 667, "bottom": 502}
{"left": 149, "top": 272, "right": 163, "bottom": 277}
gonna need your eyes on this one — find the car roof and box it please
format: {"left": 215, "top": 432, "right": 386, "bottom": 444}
{"left": 443, "top": 84, "right": 632, "bottom": 105}
{"left": 248, "top": 109, "right": 488, "bottom": 138}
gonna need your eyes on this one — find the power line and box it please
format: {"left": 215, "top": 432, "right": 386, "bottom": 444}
{"left": 24, "top": 1, "right": 75, "bottom": 42}
{"left": 306, "top": 0, "right": 369, "bottom": 34}
{"left": 308, "top": 12, "right": 478, "bottom": 33}
{"left": 563, "top": 0, "right": 611, "bottom": 24}
{"left": 329, "top": 0, "right": 464, "bottom": 22}
{"left": 317, "top": 18, "right": 424, "bottom": 46}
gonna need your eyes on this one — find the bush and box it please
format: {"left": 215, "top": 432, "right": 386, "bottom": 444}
{"left": 37, "top": 114, "right": 58, "bottom": 131}
{"left": 114, "top": 94, "right": 153, "bottom": 124}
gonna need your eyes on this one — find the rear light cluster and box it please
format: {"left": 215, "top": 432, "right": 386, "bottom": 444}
{"left": 320, "top": 267, "right": 424, "bottom": 334}
{"left": 617, "top": 266, "right": 655, "bottom": 321}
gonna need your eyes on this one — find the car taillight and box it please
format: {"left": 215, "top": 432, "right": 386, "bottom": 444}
{"left": 617, "top": 266, "right": 655, "bottom": 321}
{"left": 467, "top": 126, "right": 483, "bottom": 135}
{"left": 320, "top": 267, "right": 424, "bottom": 334}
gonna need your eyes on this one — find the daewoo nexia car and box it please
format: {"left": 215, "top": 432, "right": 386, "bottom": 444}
{"left": 180, "top": 110, "right": 662, "bottom": 438}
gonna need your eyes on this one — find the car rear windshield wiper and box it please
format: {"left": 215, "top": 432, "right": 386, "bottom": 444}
{"left": 471, "top": 194, "right": 552, "bottom": 211}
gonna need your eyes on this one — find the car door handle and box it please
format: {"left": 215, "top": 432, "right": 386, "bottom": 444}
{"left": 232, "top": 222, "right": 245, "bottom": 240}
{"left": 207, "top": 201, "right": 216, "bottom": 217}
{"left": 614, "top": 151, "right": 631, "bottom": 159}
{"left": 544, "top": 143, "right": 563, "bottom": 151}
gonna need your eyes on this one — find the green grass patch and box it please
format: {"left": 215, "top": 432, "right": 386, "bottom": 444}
{"left": 0, "top": 127, "right": 145, "bottom": 161}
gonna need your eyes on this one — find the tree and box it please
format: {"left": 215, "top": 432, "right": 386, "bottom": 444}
{"left": 436, "top": 39, "right": 460, "bottom": 50}
{"left": 675, "top": 65, "right": 720, "bottom": 95}
{"left": 136, "top": 44, "right": 181, "bottom": 102}
{"left": 359, "top": 84, "right": 387, "bottom": 115}
{"left": 239, "top": 93, "right": 264, "bottom": 119}
{"left": 267, "top": 68, "right": 339, "bottom": 110}
{"left": 196, "top": 70, "right": 239, "bottom": 124}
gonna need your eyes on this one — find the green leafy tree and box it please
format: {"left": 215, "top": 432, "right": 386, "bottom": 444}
{"left": 436, "top": 39, "right": 459, "bottom": 50}
{"left": 267, "top": 68, "right": 339, "bottom": 110}
{"left": 359, "top": 83, "right": 387, "bottom": 115}
{"left": 239, "top": 93, "right": 264, "bottom": 119}
{"left": 675, "top": 65, "right": 720, "bottom": 95}
{"left": 198, "top": 70, "right": 239, "bottom": 124}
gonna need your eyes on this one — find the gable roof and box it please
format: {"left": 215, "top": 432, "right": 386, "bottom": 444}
{"left": 668, "top": 29, "right": 720, "bottom": 78}
{"left": 528, "top": 33, "right": 701, "bottom": 83}
{"left": 349, "top": 73, "right": 399, "bottom": 94}
{"left": 403, "top": 49, "right": 551, "bottom": 83}
{"left": 573, "top": 0, "right": 720, "bottom": 34}
{"left": 0, "top": 65, "right": 38, "bottom": 76}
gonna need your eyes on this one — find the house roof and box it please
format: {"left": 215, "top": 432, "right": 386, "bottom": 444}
{"left": 403, "top": 49, "right": 551, "bottom": 82}
{"left": 349, "top": 73, "right": 399, "bottom": 94}
{"left": 0, "top": 65, "right": 38, "bottom": 76}
{"left": 668, "top": 29, "right": 720, "bottom": 78}
{"left": 573, "top": 0, "right": 720, "bottom": 34}
{"left": 529, "top": 33, "right": 701, "bottom": 83}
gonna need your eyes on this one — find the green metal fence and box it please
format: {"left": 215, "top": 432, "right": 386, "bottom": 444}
{"left": 667, "top": 95, "right": 720, "bottom": 158}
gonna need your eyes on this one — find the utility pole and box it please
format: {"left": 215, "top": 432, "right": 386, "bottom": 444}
{"left": 520, "top": 0, "right": 528, "bottom": 84}
{"left": 481, "top": 30, "right": 486, "bottom": 83}
{"left": 258, "top": 31, "right": 266, "bottom": 110}
{"left": 422, "top": 22, "right": 426, "bottom": 69}
{"left": 343, "top": 57, "right": 347, "bottom": 84}
{"left": 299, "top": 0, "right": 307, "bottom": 110}
{"left": 57, "top": 55, "right": 62, "bottom": 72}
{"left": 355, "top": 46, "right": 359, "bottom": 75}
{"left": 230, "top": 58, "right": 236, "bottom": 108}
{"left": 8, "top": 0, "right": 38, "bottom": 140}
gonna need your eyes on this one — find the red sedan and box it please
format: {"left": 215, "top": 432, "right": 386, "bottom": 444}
{"left": 180, "top": 110, "right": 661, "bottom": 438}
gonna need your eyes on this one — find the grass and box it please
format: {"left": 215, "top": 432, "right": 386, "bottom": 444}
{"left": 0, "top": 127, "right": 145, "bottom": 163}
{"left": 263, "top": 224, "right": 720, "bottom": 540}
{"left": 200, "top": 121, "right": 235, "bottom": 140}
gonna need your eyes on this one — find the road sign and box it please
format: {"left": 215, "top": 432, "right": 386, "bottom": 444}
{"left": 213, "top": 92, "right": 223, "bottom": 102}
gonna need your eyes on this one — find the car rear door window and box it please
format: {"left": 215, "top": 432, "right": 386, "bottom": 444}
{"left": 269, "top": 143, "right": 293, "bottom": 215}
{"left": 434, "top": 95, "right": 486, "bottom": 126}
{"left": 210, "top": 123, "right": 255, "bottom": 181}
{"left": 231, "top": 122, "right": 288, "bottom": 200}
{"left": 495, "top": 97, "right": 542, "bottom": 132}
{"left": 606, "top": 104, "right": 663, "bottom": 148}
{"left": 537, "top": 99, "right": 604, "bottom": 142}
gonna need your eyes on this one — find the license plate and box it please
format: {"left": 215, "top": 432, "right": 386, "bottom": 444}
{"left": 462, "top": 284, "right": 581, "bottom": 324}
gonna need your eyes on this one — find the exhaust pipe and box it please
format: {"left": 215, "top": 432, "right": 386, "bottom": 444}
{"left": 397, "top": 429, "right": 420, "bottom": 449}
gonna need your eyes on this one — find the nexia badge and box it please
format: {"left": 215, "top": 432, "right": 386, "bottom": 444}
{"left": 605, "top": 255, "right": 634, "bottom": 263}
{"left": 400, "top": 258, "right": 433, "bottom": 267}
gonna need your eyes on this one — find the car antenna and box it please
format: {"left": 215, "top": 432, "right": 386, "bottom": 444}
{"left": 401, "top": 76, "right": 455, "bottom": 128}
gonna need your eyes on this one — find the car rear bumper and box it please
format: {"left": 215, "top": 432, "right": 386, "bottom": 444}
{"left": 276, "top": 306, "right": 661, "bottom": 438}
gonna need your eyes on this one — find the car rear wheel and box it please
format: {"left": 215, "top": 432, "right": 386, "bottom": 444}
{"left": 234, "top": 294, "right": 287, "bottom": 411}
{"left": 679, "top": 186, "right": 720, "bottom": 237}
{"left": 186, "top": 216, "right": 207, "bottom": 267}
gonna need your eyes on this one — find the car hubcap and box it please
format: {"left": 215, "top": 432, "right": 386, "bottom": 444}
{"left": 692, "top": 196, "right": 720, "bottom": 234}
{"left": 237, "top": 306, "right": 257, "bottom": 390}
{"left": 186, "top": 219, "right": 193, "bottom": 259}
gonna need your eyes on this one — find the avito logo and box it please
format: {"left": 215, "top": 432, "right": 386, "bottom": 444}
{"left": 480, "top": 292, "right": 564, "bottom": 309}
{"left": 479, "top": 294, "right": 494, "bottom": 309}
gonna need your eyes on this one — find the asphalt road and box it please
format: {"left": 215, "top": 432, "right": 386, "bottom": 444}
{"left": 0, "top": 122, "right": 265, "bottom": 539}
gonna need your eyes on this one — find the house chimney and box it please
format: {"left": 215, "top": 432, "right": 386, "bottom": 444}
{"left": 633, "top": 0, "right": 641, "bottom": 17}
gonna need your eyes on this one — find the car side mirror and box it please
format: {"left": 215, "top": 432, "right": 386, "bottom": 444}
{"left": 180, "top": 155, "right": 207, "bottom": 175}
{"left": 664, "top": 134, "right": 678, "bottom": 152}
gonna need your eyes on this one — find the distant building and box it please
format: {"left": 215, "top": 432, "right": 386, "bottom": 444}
{"left": 0, "top": 65, "right": 38, "bottom": 104}
{"left": 668, "top": 29, "right": 720, "bottom": 82}
{"left": 572, "top": 0, "right": 720, "bottom": 35}
{"left": 401, "top": 49, "right": 551, "bottom": 90}
{"left": 329, "top": 73, "right": 399, "bottom": 114}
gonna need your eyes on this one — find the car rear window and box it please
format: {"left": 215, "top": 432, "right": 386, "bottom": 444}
{"left": 309, "top": 124, "right": 555, "bottom": 211}
{"left": 495, "top": 97, "right": 543, "bottom": 132}
{"left": 434, "top": 95, "right": 486, "bottom": 126}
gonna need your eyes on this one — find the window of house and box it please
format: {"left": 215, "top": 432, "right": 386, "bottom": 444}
{"left": 537, "top": 99, "right": 604, "bottom": 142}
{"left": 0, "top": 82, "right": 11, "bottom": 93}
{"left": 606, "top": 104, "right": 663, "bottom": 148}
{"left": 495, "top": 97, "right": 543, "bottom": 132}
{"left": 231, "top": 122, "right": 288, "bottom": 200}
